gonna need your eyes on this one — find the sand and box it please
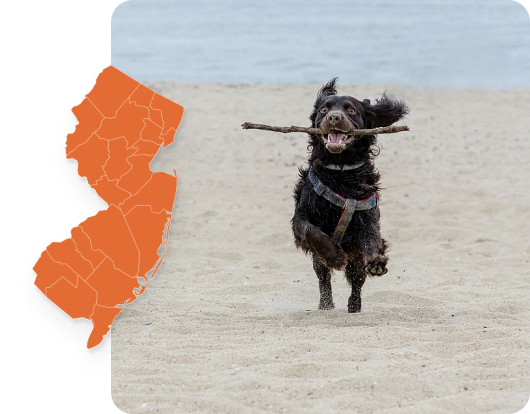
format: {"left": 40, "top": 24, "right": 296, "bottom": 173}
{"left": 111, "top": 83, "right": 530, "bottom": 413}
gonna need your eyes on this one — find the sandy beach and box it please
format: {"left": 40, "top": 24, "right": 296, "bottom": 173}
{"left": 111, "top": 83, "right": 530, "bottom": 413}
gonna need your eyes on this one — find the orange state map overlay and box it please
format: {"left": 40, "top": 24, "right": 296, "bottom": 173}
{"left": 33, "top": 66, "right": 183, "bottom": 348}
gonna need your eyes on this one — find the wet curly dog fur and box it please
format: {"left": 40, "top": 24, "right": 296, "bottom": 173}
{"left": 291, "top": 78, "right": 408, "bottom": 312}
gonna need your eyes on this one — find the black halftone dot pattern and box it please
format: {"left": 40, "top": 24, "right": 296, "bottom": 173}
{"left": 18, "top": 62, "right": 111, "bottom": 379}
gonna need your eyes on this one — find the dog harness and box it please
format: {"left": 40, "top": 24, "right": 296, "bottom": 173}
{"left": 308, "top": 167, "right": 378, "bottom": 244}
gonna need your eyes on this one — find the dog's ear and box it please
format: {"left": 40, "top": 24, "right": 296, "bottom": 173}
{"left": 317, "top": 77, "right": 338, "bottom": 98}
{"left": 362, "top": 94, "right": 409, "bottom": 128}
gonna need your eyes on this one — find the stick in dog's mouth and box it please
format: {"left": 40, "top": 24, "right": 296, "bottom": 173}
{"left": 240, "top": 123, "right": 409, "bottom": 136}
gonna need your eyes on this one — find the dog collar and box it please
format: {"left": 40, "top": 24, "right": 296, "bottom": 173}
{"left": 308, "top": 167, "right": 378, "bottom": 244}
{"left": 323, "top": 162, "right": 364, "bottom": 171}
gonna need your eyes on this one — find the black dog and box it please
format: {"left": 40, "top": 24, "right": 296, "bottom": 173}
{"left": 291, "top": 78, "right": 408, "bottom": 313}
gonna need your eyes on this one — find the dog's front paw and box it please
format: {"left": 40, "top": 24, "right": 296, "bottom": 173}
{"left": 318, "top": 245, "right": 347, "bottom": 270}
{"left": 363, "top": 253, "right": 388, "bottom": 276}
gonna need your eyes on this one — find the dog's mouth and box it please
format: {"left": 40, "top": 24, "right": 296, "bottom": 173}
{"left": 322, "top": 131, "right": 355, "bottom": 153}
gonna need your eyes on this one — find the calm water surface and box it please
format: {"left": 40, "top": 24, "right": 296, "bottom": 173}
{"left": 112, "top": 0, "right": 530, "bottom": 88}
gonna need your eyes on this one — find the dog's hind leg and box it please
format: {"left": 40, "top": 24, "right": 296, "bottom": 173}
{"left": 312, "top": 255, "right": 334, "bottom": 310}
{"left": 345, "top": 261, "right": 367, "bottom": 313}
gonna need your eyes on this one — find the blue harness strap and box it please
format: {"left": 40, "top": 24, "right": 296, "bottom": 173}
{"left": 308, "top": 167, "right": 378, "bottom": 244}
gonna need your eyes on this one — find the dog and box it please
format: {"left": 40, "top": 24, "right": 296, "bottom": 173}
{"left": 291, "top": 78, "right": 408, "bottom": 313}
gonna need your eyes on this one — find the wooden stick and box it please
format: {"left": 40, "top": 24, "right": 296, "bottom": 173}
{"left": 241, "top": 122, "right": 409, "bottom": 136}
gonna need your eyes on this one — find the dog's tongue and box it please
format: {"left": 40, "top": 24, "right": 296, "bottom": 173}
{"left": 328, "top": 132, "right": 345, "bottom": 143}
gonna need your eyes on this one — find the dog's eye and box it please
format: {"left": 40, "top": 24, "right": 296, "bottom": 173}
{"left": 320, "top": 107, "right": 328, "bottom": 113}
{"left": 348, "top": 108, "right": 355, "bottom": 114}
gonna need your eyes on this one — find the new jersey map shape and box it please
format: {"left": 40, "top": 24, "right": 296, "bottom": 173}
{"left": 33, "top": 66, "right": 183, "bottom": 348}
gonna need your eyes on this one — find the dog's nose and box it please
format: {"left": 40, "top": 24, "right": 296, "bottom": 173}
{"left": 327, "top": 113, "right": 342, "bottom": 125}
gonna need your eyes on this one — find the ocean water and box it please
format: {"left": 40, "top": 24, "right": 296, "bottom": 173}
{"left": 112, "top": 0, "right": 530, "bottom": 88}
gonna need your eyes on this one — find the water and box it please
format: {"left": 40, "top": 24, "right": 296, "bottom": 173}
{"left": 112, "top": 0, "right": 530, "bottom": 88}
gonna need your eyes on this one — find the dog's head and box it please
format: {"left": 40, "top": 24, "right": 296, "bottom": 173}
{"left": 310, "top": 78, "right": 408, "bottom": 154}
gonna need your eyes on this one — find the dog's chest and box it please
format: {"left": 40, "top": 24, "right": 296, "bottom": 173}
{"left": 303, "top": 169, "right": 377, "bottom": 238}
{"left": 315, "top": 170, "right": 373, "bottom": 200}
